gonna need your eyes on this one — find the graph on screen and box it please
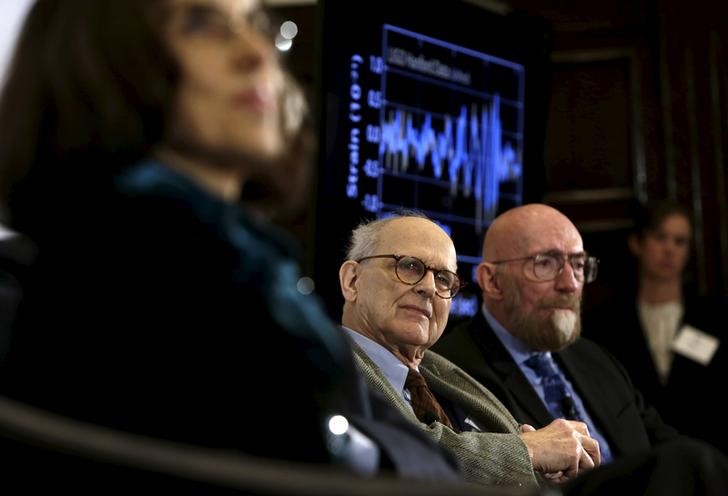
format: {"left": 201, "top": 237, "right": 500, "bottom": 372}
{"left": 315, "top": 0, "right": 547, "bottom": 319}
{"left": 340, "top": 25, "right": 525, "bottom": 315}
{"left": 374, "top": 26, "right": 524, "bottom": 229}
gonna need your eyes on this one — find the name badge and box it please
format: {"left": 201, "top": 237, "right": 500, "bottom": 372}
{"left": 671, "top": 325, "right": 720, "bottom": 366}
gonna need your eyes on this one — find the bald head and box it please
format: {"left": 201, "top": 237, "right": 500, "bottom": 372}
{"left": 478, "top": 204, "right": 585, "bottom": 351}
{"left": 483, "top": 204, "right": 581, "bottom": 262}
{"left": 339, "top": 214, "right": 457, "bottom": 367}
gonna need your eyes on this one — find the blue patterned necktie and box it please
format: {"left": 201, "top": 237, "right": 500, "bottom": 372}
{"left": 525, "top": 353, "right": 583, "bottom": 421}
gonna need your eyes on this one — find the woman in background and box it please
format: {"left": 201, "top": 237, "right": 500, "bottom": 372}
{"left": 585, "top": 201, "right": 728, "bottom": 454}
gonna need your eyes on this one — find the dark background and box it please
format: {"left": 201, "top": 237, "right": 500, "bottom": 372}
{"left": 270, "top": 0, "right": 728, "bottom": 317}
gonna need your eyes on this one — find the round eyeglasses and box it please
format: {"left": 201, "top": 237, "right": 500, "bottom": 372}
{"left": 356, "top": 254, "right": 463, "bottom": 299}
{"left": 487, "top": 252, "right": 599, "bottom": 283}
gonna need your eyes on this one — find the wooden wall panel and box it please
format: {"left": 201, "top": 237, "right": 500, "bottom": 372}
{"left": 545, "top": 57, "right": 633, "bottom": 192}
{"left": 656, "top": 0, "right": 728, "bottom": 296}
{"left": 509, "top": 0, "right": 728, "bottom": 300}
{"left": 713, "top": 30, "right": 728, "bottom": 296}
{"left": 539, "top": 47, "right": 650, "bottom": 310}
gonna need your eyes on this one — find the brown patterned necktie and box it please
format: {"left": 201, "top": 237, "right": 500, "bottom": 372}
{"left": 405, "top": 368, "right": 453, "bottom": 429}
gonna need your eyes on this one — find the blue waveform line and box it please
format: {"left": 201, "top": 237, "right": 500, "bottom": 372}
{"left": 379, "top": 95, "right": 521, "bottom": 227}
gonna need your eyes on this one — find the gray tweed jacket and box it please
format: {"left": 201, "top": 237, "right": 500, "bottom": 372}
{"left": 353, "top": 345, "right": 539, "bottom": 488}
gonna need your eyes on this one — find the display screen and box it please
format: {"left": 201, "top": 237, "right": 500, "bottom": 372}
{"left": 313, "top": 0, "right": 548, "bottom": 319}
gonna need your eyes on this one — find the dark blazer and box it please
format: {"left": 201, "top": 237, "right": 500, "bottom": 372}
{"left": 0, "top": 160, "right": 460, "bottom": 481}
{"left": 584, "top": 295, "right": 728, "bottom": 454}
{"left": 433, "top": 311, "right": 677, "bottom": 458}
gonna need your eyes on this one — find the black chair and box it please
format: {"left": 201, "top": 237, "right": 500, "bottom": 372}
{"left": 0, "top": 394, "right": 532, "bottom": 495}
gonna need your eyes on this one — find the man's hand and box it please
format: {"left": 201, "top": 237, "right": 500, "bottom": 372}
{"left": 519, "top": 419, "right": 601, "bottom": 482}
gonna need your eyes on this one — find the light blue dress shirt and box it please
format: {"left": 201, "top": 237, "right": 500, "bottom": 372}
{"left": 482, "top": 305, "right": 613, "bottom": 463}
{"left": 342, "top": 327, "right": 417, "bottom": 408}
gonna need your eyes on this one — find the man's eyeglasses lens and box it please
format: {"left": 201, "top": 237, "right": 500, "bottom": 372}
{"left": 532, "top": 254, "right": 598, "bottom": 283}
{"left": 358, "top": 255, "right": 461, "bottom": 298}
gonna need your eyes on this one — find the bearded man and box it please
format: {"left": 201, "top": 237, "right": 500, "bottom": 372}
{"left": 433, "top": 204, "right": 678, "bottom": 463}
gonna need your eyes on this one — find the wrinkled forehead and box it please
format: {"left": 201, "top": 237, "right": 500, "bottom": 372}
{"left": 521, "top": 216, "right": 584, "bottom": 256}
{"left": 378, "top": 218, "right": 457, "bottom": 269}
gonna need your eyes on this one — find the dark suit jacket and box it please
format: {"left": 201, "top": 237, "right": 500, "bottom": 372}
{"left": 433, "top": 311, "right": 677, "bottom": 458}
{"left": 584, "top": 295, "right": 728, "bottom": 454}
{"left": 0, "top": 160, "right": 460, "bottom": 481}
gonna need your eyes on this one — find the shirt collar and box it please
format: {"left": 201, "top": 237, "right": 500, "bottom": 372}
{"left": 481, "top": 303, "right": 542, "bottom": 365}
{"left": 342, "top": 326, "right": 411, "bottom": 397}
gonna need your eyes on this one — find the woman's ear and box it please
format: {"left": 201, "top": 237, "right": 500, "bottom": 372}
{"left": 339, "top": 260, "right": 359, "bottom": 302}
{"left": 477, "top": 262, "right": 504, "bottom": 301}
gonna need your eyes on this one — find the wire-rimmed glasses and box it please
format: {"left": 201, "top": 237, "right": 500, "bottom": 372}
{"left": 487, "top": 251, "right": 599, "bottom": 283}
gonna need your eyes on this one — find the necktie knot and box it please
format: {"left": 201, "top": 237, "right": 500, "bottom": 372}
{"left": 525, "top": 353, "right": 559, "bottom": 378}
{"left": 404, "top": 367, "right": 428, "bottom": 390}
{"left": 405, "top": 368, "right": 453, "bottom": 429}
{"left": 525, "top": 353, "right": 582, "bottom": 421}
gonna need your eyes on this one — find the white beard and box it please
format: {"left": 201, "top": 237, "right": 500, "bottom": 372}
{"left": 551, "top": 309, "right": 577, "bottom": 342}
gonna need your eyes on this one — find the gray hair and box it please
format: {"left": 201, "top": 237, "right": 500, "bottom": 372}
{"left": 345, "top": 210, "right": 430, "bottom": 261}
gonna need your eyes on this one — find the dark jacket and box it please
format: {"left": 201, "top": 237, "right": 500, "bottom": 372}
{"left": 433, "top": 310, "right": 677, "bottom": 458}
{"left": 0, "top": 160, "right": 459, "bottom": 480}
{"left": 584, "top": 294, "right": 728, "bottom": 454}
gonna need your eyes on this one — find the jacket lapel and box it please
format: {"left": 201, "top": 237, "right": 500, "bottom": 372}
{"left": 468, "top": 314, "right": 554, "bottom": 427}
{"left": 420, "top": 351, "right": 520, "bottom": 434}
{"left": 556, "top": 346, "right": 624, "bottom": 451}
{"left": 351, "top": 344, "right": 422, "bottom": 424}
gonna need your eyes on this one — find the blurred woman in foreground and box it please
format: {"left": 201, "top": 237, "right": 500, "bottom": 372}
{"left": 0, "top": 0, "right": 460, "bottom": 483}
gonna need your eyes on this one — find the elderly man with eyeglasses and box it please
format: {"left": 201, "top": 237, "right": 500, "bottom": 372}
{"left": 433, "top": 204, "right": 679, "bottom": 466}
{"left": 338, "top": 211, "right": 603, "bottom": 489}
